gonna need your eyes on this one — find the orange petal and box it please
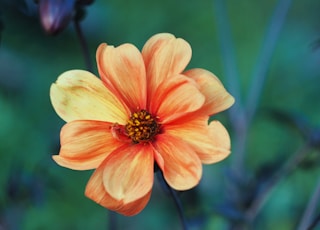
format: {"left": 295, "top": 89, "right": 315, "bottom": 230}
{"left": 102, "top": 144, "right": 154, "bottom": 203}
{"left": 50, "top": 70, "right": 128, "bottom": 123}
{"left": 183, "top": 68, "right": 235, "bottom": 116}
{"left": 97, "top": 43, "right": 147, "bottom": 111}
{"left": 204, "top": 120, "right": 231, "bottom": 163}
{"left": 166, "top": 118, "right": 231, "bottom": 164}
{"left": 142, "top": 33, "right": 192, "bottom": 98}
{"left": 153, "top": 134, "right": 202, "bottom": 190}
{"left": 85, "top": 159, "right": 152, "bottom": 216}
{"left": 52, "top": 120, "right": 125, "bottom": 170}
{"left": 149, "top": 74, "right": 205, "bottom": 124}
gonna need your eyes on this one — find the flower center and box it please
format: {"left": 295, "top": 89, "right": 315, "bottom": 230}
{"left": 125, "top": 110, "right": 160, "bottom": 144}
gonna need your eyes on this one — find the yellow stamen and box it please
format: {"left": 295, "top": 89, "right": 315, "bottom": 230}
{"left": 125, "top": 110, "right": 160, "bottom": 144}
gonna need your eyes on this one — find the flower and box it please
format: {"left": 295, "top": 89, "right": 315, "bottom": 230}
{"left": 50, "top": 33, "right": 235, "bottom": 216}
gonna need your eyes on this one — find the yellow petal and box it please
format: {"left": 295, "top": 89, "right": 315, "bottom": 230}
{"left": 97, "top": 43, "right": 147, "bottom": 111}
{"left": 153, "top": 134, "right": 202, "bottom": 190}
{"left": 166, "top": 118, "right": 231, "bottom": 164}
{"left": 85, "top": 160, "right": 151, "bottom": 216}
{"left": 102, "top": 144, "right": 154, "bottom": 203}
{"left": 52, "top": 120, "right": 125, "bottom": 170}
{"left": 149, "top": 74, "right": 205, "bottom": 124}
{"left": 142, "top": 33, "right": 192, "bottom": 97}
{"left": 184, "top": 68, "right": 235, "bottom": 116}
{"left": 50, "top": 70, "right": 128, "bottom": 123}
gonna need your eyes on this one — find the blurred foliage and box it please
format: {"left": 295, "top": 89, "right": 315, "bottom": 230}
{"left": 0, "top": 0, "right": 320, "bottom": 229}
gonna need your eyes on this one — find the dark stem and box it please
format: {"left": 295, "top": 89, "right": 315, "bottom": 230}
{"left": 212, "top": 0, "right": 247, "bottom": 176}
{"left": 307, "top": 213, "right": 320, "bottom": 230}
{"left": 157, "top": 171, "right": 188, "bottom": 230}
{"left": 108, "top": 211, "right": 117, "bottom": 230}
{"left": 245, "top": 144, "right": 311, "bottom": 222}
{"left": 246, "top": 0, "right": 292, "bottom": 122}
{"left": 213, "top": 0, "right": 292, "bottom": 177}
{"left": 298, "top": 177, "right": 320, "bottom": 230}
{"left": 73, "top": 17, "right": 93, "bottom": 72}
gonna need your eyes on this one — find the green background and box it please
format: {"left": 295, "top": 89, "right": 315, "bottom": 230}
{"left": 0, "top": 0, "right": 319, "bottom": 229}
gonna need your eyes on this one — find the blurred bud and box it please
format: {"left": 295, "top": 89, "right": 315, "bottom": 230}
{"left": 39, "top": 0, "right": 76, "bottom": 35}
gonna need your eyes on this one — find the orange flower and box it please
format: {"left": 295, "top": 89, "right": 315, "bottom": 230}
{"left": 50, "top": 33, "right": 234, "bottom": 216}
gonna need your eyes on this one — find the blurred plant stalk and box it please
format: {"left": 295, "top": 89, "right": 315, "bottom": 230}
{"left": 213, "top": 0, "right": 292, "bottom": 177}
{"left": 297, "top": 177, "right": 320, "bottom": 230}
{"left": 38, "top": 0, "right": 94, "bottom": 71}
{"left": 211, "top": 0, "right": 320, "bottom": 229}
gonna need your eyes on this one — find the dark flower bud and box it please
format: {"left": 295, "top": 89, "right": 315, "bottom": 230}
{"left": 39, "top": 0, "right": 76, "bottom": 35}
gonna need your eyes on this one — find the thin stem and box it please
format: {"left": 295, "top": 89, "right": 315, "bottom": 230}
{"left": 298, "top": 177, "right": 320, "bottom": 230}
{"left": 246, "top": 0, "right": 292, "bottom": 122}
{"left": 213, "top": 0, "right": 293, "bottom": 180}
{"left": 108, "top": 211, "right": 117, "bottom": 230}
{"left": 73, "top": 17, "right": 93, "bottom": 72}
{"left": 307, "top": 213, "right": 320, "bottom": 230}
{"left": 245, "top": 144, "right": 311, "bottom": 222}
{"left": 157, "top": 171, "right": 188, "bottom": 230}
{"left": 212, "top": 0, "right": 247, "bottom": 176}
{"left": 212, "top": 0, "right": 242, "bottom": 105}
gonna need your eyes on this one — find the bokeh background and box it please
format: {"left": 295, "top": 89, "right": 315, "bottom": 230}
{"left": 0, "top": 0, "right": 320, "bottom": 229}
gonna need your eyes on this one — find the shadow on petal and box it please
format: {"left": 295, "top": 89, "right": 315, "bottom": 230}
{"left": 85, "top": 157, "right": 152, "bottom": 216}
{"left": 153, "top": 133, "right": 202, "bottom": 191}
{"left": 52, "top": 120, "right": 125, "bottom": 170}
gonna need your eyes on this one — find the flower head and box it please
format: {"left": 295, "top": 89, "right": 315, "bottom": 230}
{"left": 50, "top": 33, "right": 234, "bottom": 216}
